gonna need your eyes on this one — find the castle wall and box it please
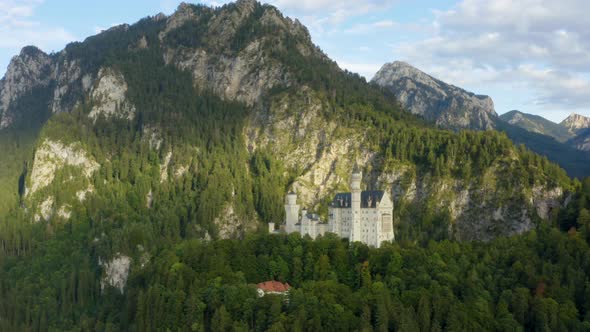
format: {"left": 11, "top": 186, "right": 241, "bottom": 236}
{"left": 280, "top": 169, "right": 394, "bottom": 248}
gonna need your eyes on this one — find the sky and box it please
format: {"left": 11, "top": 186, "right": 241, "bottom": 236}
{"left": 0, "top": 0, "right": 589, "bottom": 123}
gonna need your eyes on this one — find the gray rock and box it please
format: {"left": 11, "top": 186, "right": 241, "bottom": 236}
{"left": 372, "top": 61, "right": 497, "bottom": 130}
{"left": 0, "top": 46, "right": 54, "bottom": 128}
{"left": 561, "top": 113, "right": 590, "bottom": 135}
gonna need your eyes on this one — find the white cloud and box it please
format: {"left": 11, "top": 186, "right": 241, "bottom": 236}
{"left": 0, "top": 0, "right": 75, "bottom": 52}
{"left": 393, "top": 0, "right": 590, "bottom": 113}
{"left": 335, "top": 61, "right": 382, "bottom": 80}
{"left": 345, "top": 19, "right": 397, "bottom": 34}
{"left": 93, "top": 23, "right": 123, "bottom": 35}
{"left": 196, "top": 0, "right": 396, "bottom": 35}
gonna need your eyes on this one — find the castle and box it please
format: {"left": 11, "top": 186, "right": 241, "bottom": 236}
{"left": 271, "top": 168, "right": 395, "bottom": 248}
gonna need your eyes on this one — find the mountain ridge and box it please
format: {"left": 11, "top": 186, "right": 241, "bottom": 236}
{"left": 561, "top": 112, "right": 590, "bottom": 135}
{"left": 500, "top": 110, "right": 573, "bottom": 143}
{"left": 0, "top": 0, "right": 574, "bottom": 243}
{"left": 371, "top": 61, "right": 497, "bottom": 130}
{"left": 500, "top": 110, "right": 590, "bottom": 153}
{"left": 2, "top": 2, "right": 590, "bottom": 330}
{"left": 372, "top": 60, "right": 590, "bottom": 177}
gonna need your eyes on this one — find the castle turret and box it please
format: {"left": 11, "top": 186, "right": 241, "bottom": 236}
{"left": 285, "top": 192, "right": 300, "bottom": 233}
{"left": 350, "top": 166, "right": 362, "bottom": 242}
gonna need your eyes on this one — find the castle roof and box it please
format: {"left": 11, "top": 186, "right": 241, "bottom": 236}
{"left": 257, "top": 281, "right": 291, "bottom": 293}
{"left": 306, "top": 213, "right": 321, "bottom": 221}
{"left": 331, "top": 190, "right": 385, "bottom": 208}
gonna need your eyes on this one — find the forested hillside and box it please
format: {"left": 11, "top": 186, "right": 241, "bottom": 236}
{"left": 0, "top": 0, "right": 588, "bottom": 330}
{"left": 1, "top": 178, "right": 590, "bottom": 330}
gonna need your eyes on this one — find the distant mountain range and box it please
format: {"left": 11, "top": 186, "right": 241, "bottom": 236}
{"left": 372, "top": 61, "right": 590, "bottom": 178}
{"left": 501, "top": 110, "right": 590, "bottom": 150}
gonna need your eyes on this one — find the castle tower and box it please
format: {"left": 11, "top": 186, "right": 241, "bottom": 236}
{"left": 285, "top": 192, "right": 300, "bottom": 234}
{"left": 350, "top": 166, "right": 362, "bottom": 242}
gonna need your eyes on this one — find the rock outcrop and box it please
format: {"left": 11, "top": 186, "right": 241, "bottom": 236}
{"left": 27, "top": 139, "right": 100, "bottom": 195}
{"left": 561, "top": 113, "right": 590, "bottom": 135}
{"left": 376, "top": 164, "right": 563, "bottom": 241}
{"left": 372, "top": 61, "right": 497, "bottom": 130}
{"left": 100, "top": 254, "right": 131, "bottom": 293}
{"left": 88, "top": 68, "right": 135, "bottom": 121}
{"left": 568, "top": 129, "right": 590, "bottom": 152}
{"left": 0, "top": 46, "right": 54, "bottom": 129}
{"left": 160, "top": 1, "right": 318, "bottom": 106}
{"left": 245, "top": 87, "right": 376, "bottom": 208}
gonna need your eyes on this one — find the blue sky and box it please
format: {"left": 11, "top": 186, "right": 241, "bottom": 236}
{"left": 1, "top": 0, "right": 589, "bottom": 122}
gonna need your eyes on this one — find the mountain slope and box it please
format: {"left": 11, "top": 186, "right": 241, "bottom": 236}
{"left": 561, "top": 113, "right": 590, "bottom": 135}
{"left": 371, "top": 61, "right": 497, "bottom": 130}
{"left": 568, "top": 128, "right": 590, "bottom": 152}
{"left": 500, "top": 111, "right": 590, "bottom": 153}
{"left": 372, "top": 61, "right": 590, "bottom": 178}
{"left": 0, "top": 1, "right": 583, "bottom": 330}
{"left": 0, "top": 0, "right": 572, "bottom": 242}
{"left": 500, "top": 110, "right": 573, "bottom": 143}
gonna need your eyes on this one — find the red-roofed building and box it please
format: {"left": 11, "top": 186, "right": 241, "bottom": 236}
{"left": 256, "top": 281, "right": 291, "bottom": 297}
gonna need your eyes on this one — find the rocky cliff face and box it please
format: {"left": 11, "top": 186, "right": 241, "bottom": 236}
{"left": 377, "top": 167, "right": 563, "bottom": 241}
{"left": 0, "top": 47, "right": 54, "bottom": 128}
{"left": 26, "top": 139, "right": 99, "bottom": 221}
{"left": 245, "top": 87, "right": 376, "bottom": 207}
{"left": 161, "top": 1, "right": 316, "bottom": 106}
{"left": 88, "top": 68, "right": 136, "bottom": 121}
{"left": 561, "top": 113, "right": 590, "bottom": 135}
{"left": 27, "top": 139, "right": 99, "bottom": 196}
{"left": 0, "top": 48, "right": 101, "bottom": 130}
{"left": 372, "top": 61, "right": 497, "bottom": 130}
{"left": 568, "top": 129, "right": 590, "bottom": 152}
{"left": 561, "top": 113, "right": 590, "bottom": 152}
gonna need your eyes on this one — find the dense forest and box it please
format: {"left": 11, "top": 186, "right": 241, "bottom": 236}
{"left": 1, "top": 179, "right": 590, "bottom": 331}
{"left": 0, "top": 1, "right": 589, "bottom": 330}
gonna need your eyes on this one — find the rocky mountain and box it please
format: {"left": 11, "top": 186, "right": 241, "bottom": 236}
{"left": 1, "top": 2, "right": 590, "bottom": 330}
{"left": 371, "top": 61, "right": 497, "bottom": 130}
{"left": 500, "top": 110, "right": 572, "bottom": 143}
{"left": 0, "top": 0, "right": 575, "bottom": 249}
{"left": 0, "top": 46, "right": 54, "bottom": 129}
{"left": 500, "top": 111, "right": 590, "bottom": 152}
{"left": 561, "top": 113, "right": 590, "bottom": 135}
{"left": 568, "top": 128, "right": 590, "bottom": 152}
{"left": 372, "top": 61, "right": 590, "bottom": 178}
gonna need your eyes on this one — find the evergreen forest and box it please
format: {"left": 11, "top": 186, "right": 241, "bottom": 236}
{"left": 0, "top": 1, "right": 589, "bottom": 331}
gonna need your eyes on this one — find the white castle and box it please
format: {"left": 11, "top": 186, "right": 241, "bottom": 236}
{"left": 271, "top": 168, "right": 395, "bottom": 248}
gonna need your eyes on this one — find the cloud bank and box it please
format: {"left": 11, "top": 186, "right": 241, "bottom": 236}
{"left": 394, "top": 0, "right": 590, "bottom": 114}
{"left": 0, "top": 0, "right": 76, "bottom": 71}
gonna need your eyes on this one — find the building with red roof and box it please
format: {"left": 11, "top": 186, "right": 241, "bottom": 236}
{"left": 256, "top": 281, "right": 291, "bottom": 297}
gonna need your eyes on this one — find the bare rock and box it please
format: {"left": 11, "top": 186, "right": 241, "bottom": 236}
{"left": 101, "top": 254, "right": 131, "bottom": 294}
{"left": 0, "top": 46, "right": 54, "bottom": 128}
{"left": 28, "top": 139, "right": 100, "bottom": 195}
{"left": 372, "top": 61, "right": 497, "bottom": 130}
{"left": 88, "top": 67, "right": 135, "bottom": 122}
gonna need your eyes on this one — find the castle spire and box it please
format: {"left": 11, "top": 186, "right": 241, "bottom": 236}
{"left": 352, "top": 161, "right": 360, "bottom": 174}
